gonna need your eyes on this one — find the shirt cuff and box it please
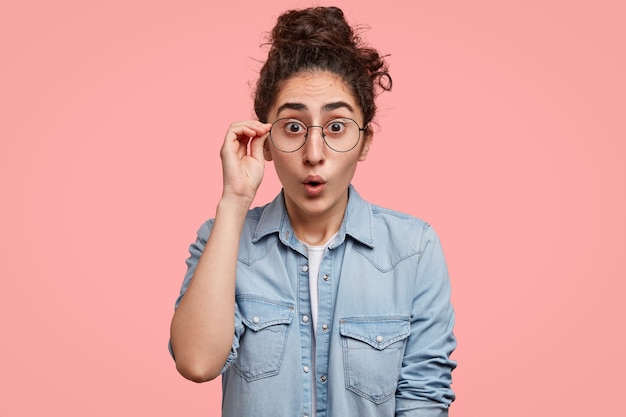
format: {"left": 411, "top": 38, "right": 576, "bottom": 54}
{"left": 395, "top": 399, "right": 449, "bottom": 417}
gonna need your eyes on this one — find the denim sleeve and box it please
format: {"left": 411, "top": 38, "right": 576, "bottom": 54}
{"left": 395, "top": 224, "right": 457, "bottom": 416}
{"left": 168, "top": 220, "right": 243, "bottom": 373}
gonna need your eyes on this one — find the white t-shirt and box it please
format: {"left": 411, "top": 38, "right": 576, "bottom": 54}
{"left": 304, "top": 233, "right": 337, "bottom": 417}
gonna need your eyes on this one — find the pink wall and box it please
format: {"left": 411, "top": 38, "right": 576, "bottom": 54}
{"left": 1, "top": 0, "right": 624, "bottom": 415}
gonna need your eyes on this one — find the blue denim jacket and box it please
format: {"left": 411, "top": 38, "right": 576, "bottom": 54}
{"left": 173, "top": 186, "right": 456, "bottom": 417}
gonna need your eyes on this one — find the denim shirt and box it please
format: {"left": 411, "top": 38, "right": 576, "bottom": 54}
{"left": 173, "top": 186, "right": 456, "bottom": 417}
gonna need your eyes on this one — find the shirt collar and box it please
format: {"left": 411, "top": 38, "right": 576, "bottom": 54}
{"left": 252, "top": 185, "right": 375, "bottom": 248}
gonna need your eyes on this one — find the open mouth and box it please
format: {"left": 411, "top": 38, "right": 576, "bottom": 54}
{"left": 303, "top": 177, "right": 325, "bottom": 195}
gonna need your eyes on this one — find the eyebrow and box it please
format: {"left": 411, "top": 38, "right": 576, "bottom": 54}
{"left": 275, "top": 101, "right": 355, "bottom": 116}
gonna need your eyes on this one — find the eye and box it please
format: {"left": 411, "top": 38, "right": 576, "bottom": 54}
{"left": 325, "top": 119, "right": 347, "bottom": 136}
{"left": 284, "top": 120, "right": 305, "bottom": 135}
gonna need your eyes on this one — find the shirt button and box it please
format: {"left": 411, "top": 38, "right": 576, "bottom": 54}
{"left": 321, "top": 324, "right": 329, "bottom": 332}
{"left": 303, "top": 366, "right": 310, "bottom": 373}
{"left": 302, "top": 265, "right": 309, "bottom": 272}
{"left": 319, "top": 375, "right": 327, "bottom": 383}
{"left": 323, "top": 274, "right": 329, "bottom": 281}
{"left": 375, "top": 335, "right": 383, "bottom": 343}
{"left": 252, "top": 316, "right": 260, "bottom": 324}
{"left": 302, "top": 315, "right": 310, "bottom": 323}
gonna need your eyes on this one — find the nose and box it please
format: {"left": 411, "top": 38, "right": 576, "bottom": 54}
{"left": 303, "top": 126, "right": 326, "bottom": 165}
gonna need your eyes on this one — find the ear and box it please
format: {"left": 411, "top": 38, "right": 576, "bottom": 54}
{"left": 263, "top": 138, "right": 273, "bottom": 161}
{"left": 358, "top": 130, "right": 373, "bottom": 161}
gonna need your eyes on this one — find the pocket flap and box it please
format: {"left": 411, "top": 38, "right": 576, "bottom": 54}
{"left": 340, "top": 316, "right": 410, "bottom": 350}
{"left": 237, "top": 296, "right": 295, "bottom": 331}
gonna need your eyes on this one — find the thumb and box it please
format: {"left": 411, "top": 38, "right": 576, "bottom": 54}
{"left": 249, "top": 131, "right": 270, "bottom": 161}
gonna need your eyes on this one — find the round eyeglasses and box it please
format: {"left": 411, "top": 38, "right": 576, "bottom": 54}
{"left": 269, "top": 118, "right": 367, "bottom": 153}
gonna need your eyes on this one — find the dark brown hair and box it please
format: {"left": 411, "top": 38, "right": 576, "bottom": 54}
{"left": 254, "top": 6, "right": 392, "bottom": 132}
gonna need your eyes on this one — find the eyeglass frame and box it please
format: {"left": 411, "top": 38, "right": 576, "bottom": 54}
{"left": 268, "top": 117, "right": 368, "bottom": 153}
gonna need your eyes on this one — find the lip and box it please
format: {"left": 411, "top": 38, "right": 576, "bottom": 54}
{"left": 303, "top": 175, "right": 326, "bottom": 196}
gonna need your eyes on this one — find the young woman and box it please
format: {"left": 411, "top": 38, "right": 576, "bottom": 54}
{"left": 170, "top": 6, "right": 456, "bottom": 417}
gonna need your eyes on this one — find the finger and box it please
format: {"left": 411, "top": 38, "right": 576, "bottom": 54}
{"left": 225, "top": 122, "right": 267, "bottom": 145}
{"left": 239, "top": 122, "right": 271, "bottom": 141}
{"left": 222, "top": 127, "right": 252, "bottom": 158}
{"left": 248, "top": 129, "right": 271, "bottom": 160}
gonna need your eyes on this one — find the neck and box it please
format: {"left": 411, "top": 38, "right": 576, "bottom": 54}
{"left": 285, "top": 195, "right": 347, "bottom": 247}
{"left": 293, "top": 216, "right": 342, "bottom": 246}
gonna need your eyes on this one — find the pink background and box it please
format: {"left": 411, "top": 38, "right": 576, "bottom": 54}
{"left": 1, "top": 0, "right": 624, "bottom": 415}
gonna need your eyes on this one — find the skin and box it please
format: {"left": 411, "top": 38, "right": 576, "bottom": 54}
{"left": 169, "top": 70, "right": 372, "bottom": 382}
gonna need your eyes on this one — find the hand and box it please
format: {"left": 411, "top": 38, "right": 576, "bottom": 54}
{"left": 219, "top": 120, "right": 272, "bottom": 202}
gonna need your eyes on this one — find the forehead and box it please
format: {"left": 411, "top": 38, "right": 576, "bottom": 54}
{"left": 271, "top": 71, "right": 362, "bottom": 118}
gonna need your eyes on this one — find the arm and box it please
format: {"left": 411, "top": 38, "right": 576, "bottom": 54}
{"left": 169, "top": 120, "right": 271, "bottom": 382}
{"left": 395, "top": 224, "right": 457, "bottom": 416}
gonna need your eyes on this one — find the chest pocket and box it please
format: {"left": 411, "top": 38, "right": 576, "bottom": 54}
{"left": 340, "top": 316, "right": 410, "bottom": 404}
{"left": 234, "top": 296, "right": 295, "bottom": 382}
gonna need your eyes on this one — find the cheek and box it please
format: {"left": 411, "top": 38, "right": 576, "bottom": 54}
{"left": 336, "top": 157, "right": 360, "bottom": 178}
{"left": 272, "top": 156, "right": 298, "bottom": 178}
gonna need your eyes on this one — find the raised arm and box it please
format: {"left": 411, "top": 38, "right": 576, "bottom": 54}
{"left": 169, "top": 120, "right": 271, "bottom": 382}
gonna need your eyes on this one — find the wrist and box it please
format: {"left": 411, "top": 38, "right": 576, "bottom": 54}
{"left": 217, "top": 194, "right": 254, "bottom": 216}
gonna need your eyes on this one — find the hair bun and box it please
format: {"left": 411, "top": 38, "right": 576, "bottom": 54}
{"left": 270, "top": 6, "right": 355, "bottom": 51}
{"left": 254, "top": 6, "right": 391, "bottom": 125}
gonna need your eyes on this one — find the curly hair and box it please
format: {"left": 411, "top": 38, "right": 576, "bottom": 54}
{"left": 254, "top": 6, "right": 392, "bottom": 133}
